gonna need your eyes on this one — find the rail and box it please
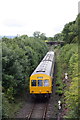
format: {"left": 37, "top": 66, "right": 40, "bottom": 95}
{"left": 26, "top": 103, "right": 35, "bottom": 120}
{"left": 42, "top": 102, "right": 48, "bottom": 120}
{"left": 26, "top": 101, "right": 49, "bottom": 120}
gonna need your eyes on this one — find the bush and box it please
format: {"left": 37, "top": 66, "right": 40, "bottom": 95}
{"left": 56, "top": 43, "right": 79, "bottom": 118}
{"left": 2, "top": 36, "right": 48, "bottom": 117}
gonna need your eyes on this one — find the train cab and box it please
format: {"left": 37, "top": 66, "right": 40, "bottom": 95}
{"left": 30, "top": 74, "right": 52, "bottom": 95}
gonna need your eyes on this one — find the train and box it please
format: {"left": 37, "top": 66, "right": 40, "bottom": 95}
{"left": 30, "top": 51, "right": 55, "bottom": 99}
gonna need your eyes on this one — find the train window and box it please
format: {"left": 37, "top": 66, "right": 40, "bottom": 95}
{"left": 44, "top": 80, "right": 49, "bottom": 86}
{"left": 31, "top": 80, "right": 36, "bottom": 86}
{"left": 38, "top": 80, "right": 42, "bottom": 86}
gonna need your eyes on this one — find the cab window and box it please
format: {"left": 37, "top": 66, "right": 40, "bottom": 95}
{"left": 38, "top": 80, "right": 42, "bottom": 86}
{"left": 44, "top": 80, "right": 49, "bottom": 86}
{"left": 31, "top": 80, "right": 36, "bottom": 86}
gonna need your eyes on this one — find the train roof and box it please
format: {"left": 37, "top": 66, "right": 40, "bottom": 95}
{"left": 31, "top": 60, "right": 53, "bottom": 76}
{"left": 31, "top": 51, "right": 55, "bottom": 76}
{"left": 42, "top": 51, "right": 54, "bottom": 62}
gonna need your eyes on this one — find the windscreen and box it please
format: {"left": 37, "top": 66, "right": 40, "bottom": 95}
{"left": 31, "top": 80, "right": 36, "bottom": 86}
{"left": 44, "top": 80, "right": 49, "bottom": 86}
{"left": 38, "top": 80, "right": 42, "bottom": 86}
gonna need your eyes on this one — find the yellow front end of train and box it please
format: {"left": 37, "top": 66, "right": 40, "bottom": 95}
{"left": 30, "top": 74, "right": 52, "bottom": 94}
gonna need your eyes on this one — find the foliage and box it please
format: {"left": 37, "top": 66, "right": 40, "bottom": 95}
{"left": 2, "top": 93, "right": 23, "bottom": 118}
{"left": 53, "top": 33, "right": 64, "bottom": 42}
{"left": 56, "top": 44, "right": 79, "bottom": 118}
{"left": 2, "top": 35, "right": 48, "bottom": 117}
{"left": 55, "top": 54, "right": 64, "bottom": 95}
{"left": 33, "top": 31, "right": 47, "bottom": 40}
{"left": 62, "top": 20, "right": 78, "bottom": 43}
{"left": 53, "top": 14, "right": 80, "bottom": 43}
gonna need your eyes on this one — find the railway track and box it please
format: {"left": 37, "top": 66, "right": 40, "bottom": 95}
{"left": 26, "top": 101, "right": 48, "bottom": 119}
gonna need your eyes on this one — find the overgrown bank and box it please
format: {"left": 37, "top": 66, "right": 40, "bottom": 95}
{"left": 55, "top": 43, "right": 79, "bottom": 118}
{"left": 2, "top": 36, "right": 48, "bottom": 118}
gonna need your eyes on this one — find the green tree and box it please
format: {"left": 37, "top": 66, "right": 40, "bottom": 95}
{"left": 33, "top": 31, "right": 40, "bottom": 38}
